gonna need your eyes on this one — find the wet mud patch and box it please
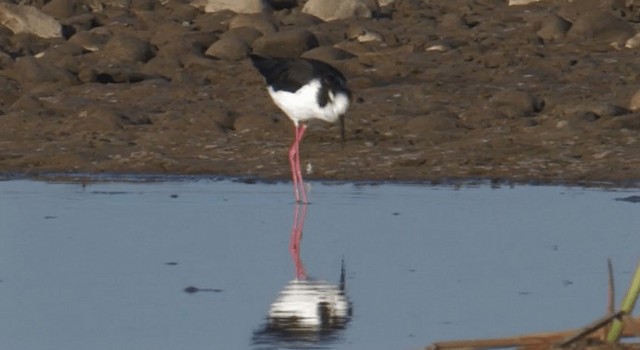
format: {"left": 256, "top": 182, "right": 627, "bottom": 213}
{"left": 0, "top": 0, "right": 639, "bottom": 184}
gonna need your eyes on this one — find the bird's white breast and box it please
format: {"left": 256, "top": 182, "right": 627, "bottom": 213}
{"left": 268, "top": 79, "right": 349, "bottom": 126}
{"left": 268, "top": 280, "right": 350, "bottom": 328}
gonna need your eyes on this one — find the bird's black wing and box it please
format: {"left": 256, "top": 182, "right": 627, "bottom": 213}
{"left": 306, "top": 59, "right": 351, "bottom": 107}
{"left": 250, "top": 55, "right": 317, "bottom": 93}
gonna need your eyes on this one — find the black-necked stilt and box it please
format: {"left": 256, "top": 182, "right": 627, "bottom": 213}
{"left": 266, "top": 203, "right": 351, "bottom": 330}
{"left": 250, "top": 54, "right": 351, "bottom": 204}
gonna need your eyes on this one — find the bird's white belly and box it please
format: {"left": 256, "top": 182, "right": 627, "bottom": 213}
{"left": 268, "top": 79, "right": 349, "bottom": 125}
{"left": 268, "top": 280, "right": 350, "bottom": 328}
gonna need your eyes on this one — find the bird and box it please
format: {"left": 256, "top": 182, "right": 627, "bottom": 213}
{"left": 266, "top": 203, "right": 351, "bottom": 331}
{"left": 250, "top": 54, "right": 351, "bottom": 204}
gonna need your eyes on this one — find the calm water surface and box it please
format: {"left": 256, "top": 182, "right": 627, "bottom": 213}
{"left": 0, "top": 179, "right": 638, "bottom": 350}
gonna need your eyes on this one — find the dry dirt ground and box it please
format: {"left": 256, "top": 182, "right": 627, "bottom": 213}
{"left": 2, "top": 0, "right": 640, "bottom": 185}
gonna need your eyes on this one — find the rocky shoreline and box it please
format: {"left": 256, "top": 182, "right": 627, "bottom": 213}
{"left": 1, "top": 0, "right": 640, "bottom": 185}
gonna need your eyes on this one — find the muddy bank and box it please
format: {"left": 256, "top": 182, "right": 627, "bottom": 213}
{"left": 1, "top": 0, "right": 640, "bottom": 184}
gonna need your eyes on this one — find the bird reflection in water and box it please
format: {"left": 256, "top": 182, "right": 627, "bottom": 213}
{"left": 253, "top": 204, "right": 352, "bottom": 348}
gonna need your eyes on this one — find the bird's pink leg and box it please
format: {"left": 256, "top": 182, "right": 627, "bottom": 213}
{"left": 288, "top": 127, "right": 300, "bottom": 203}
{"left": 288, "top": 124, "right": 308, "bottom": 204}
{"left": 289, "top": 125, "right": 300, "bottom": 203}
{"left": 289, "top": 203, "right": 308, "bottom": 280}
{"left": 296, "top": 125, "right": 307, "bottom": 204}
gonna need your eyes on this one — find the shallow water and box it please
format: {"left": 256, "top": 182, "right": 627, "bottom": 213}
{"left": 1, "top": 179, "right": 638, "bottom": 350}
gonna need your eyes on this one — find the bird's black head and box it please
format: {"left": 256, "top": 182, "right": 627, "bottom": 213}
{"left": 322, "top": 73, "right": 349, "bottom": 93}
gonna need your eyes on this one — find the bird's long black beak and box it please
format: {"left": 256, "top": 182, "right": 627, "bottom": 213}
{"left": 339, "top": 258, "right": 346, "bottom": 291}
{"left": 339, "top": 114, "right": 345, "bottom": 149}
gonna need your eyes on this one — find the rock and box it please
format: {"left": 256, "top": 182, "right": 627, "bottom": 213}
{"left": 536, "top": 14, "right": 572, "bottom": 43}
{"left": 488, "top": 90, "right": 544, "bottom": 118}
{"left": 193, "top": 11, "right": 236, "bottom": 33}
{"left": 554, "top": 101, "right": 630, "bottom": 123}
{"left": 508, "top": 0, "right": 540, "bottom": 5}
{"left": 425, "top": 43, "right": 449, "bottom": 52}
{"left": 41, "top": 0, "right": 82, "bottom": 20}
{"left": 302, "top": 0, "right": 378, "bottom": 22}
{"left": 68, "top": 31, "right": 110, "bottom": 52}
{"left": 345, "top": 24, "right": 383, "bottom": 43}
{"left": 601, "top": 114, "right": 640, "bottom": 130}
{"left": 191, "top": 0, "right": 270, "bottom": 14}
{"left": 268, "top": 0, "right": 297, "bottom": 10}
{"left": 77, "top": 68, "right": 98, "bottom": 83}
{"left": 102, "top": 35, "right": 154, "bottom": 63}
{"left": 35, "top": 42, "right": 84, "bottom": 68}
{"left": 275, "top": 10, "right": 323, "bottom": 27}
{"left": 566, "top": 11, "right": 634, "bottom": 47}
{"left": 302, "top": 46, "right": 356, "bottom": 61}
{"left": 0, "top": 51, "right": 12, "bottom": 69}
{"left": 62, "top": 13, "right": 96, "bottom": 32}
{"left": 79, "top": 107, "right": 129, "bottom": 131}
{"left": 439, "top": 13, "right": 467, "bottom": 31}
{"left": 334, "top": 41, "right": 370, "bottom": 57}
{"left": 179, "top": 51, "right": 217, "bottom": 71}
{"left": 182, "top": 31, "right": 220, "bottom": 50}
{"left": 134, "top": 9, "right": 168, "bottom": 30}
{"left": 221, "top": 27, "right": 263, "bottom": 45}
{"left": 205, "top": 36, "right": 250, "bottom": 60}
{"left": 89, "top": 65, "right": 164, "bottom": 84}
{"left": 345, "top": 24, "right": 365, "bottom": 40}
{"left": 69, "top": 106, "right": 138, "bottom": 132}
{"left": 252, "top": 29, "right": 319, "bottom": 57}
{"left": 10, "top": 94, "right": 45, "bottom": 113}
{"left": 0, "top": 76, "right": 20, "bottom": 109}
{"left": 129, "top": 0, "right": 157, "bottom": 11}
{"left": 7, "top": 33, "right": 52, "bottom": 57}
{"left": 625, "top": 33, "right": 640, "bottom": 49}
{"left": 84, "top": 0, "right": 131, "bottom": 11}
{"left": 630, "top": 90, "right": 640, "bottom": 111}
{"left": 145, "top": 29, "right": 217, "bottom": 74}
{"left": 163, "top": 1, "right": 201, "bottom": 22}
{"left": 228, "top": 14, "right": 278, "bottom": 35}
{"left": 583, "top": 103, "right": 629, "bottom": 117}
{"left": 557, "top": 0, "right": 625, "bottom": 22}
{"left": 0, "top": 3, "right": 62, "bottom": 39}
{"left": 10, "top": 56, "right": 78, "bottom": 86}
{"left": 149, "top": 21, "right": 189, "bottom": 46}
{"left": 356, "top": 30, "right": 383, "bottom": 43}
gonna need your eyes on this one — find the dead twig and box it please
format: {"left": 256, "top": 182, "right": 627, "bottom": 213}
{"left": 558, "top": 311, "right": 624, "bottom": 347}
{"left": 428, "top": 317, "right": 640, "bottom": 350}
{"left": 429, "top": 332, "right": 571, "bottom": 350}
{"left": 623, "top": 315, "right": 640, "bottom": 339}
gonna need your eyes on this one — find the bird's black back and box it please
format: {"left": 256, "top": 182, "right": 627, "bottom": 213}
{"left": 250, "top": 55, "right": 351, "bottom": 107}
